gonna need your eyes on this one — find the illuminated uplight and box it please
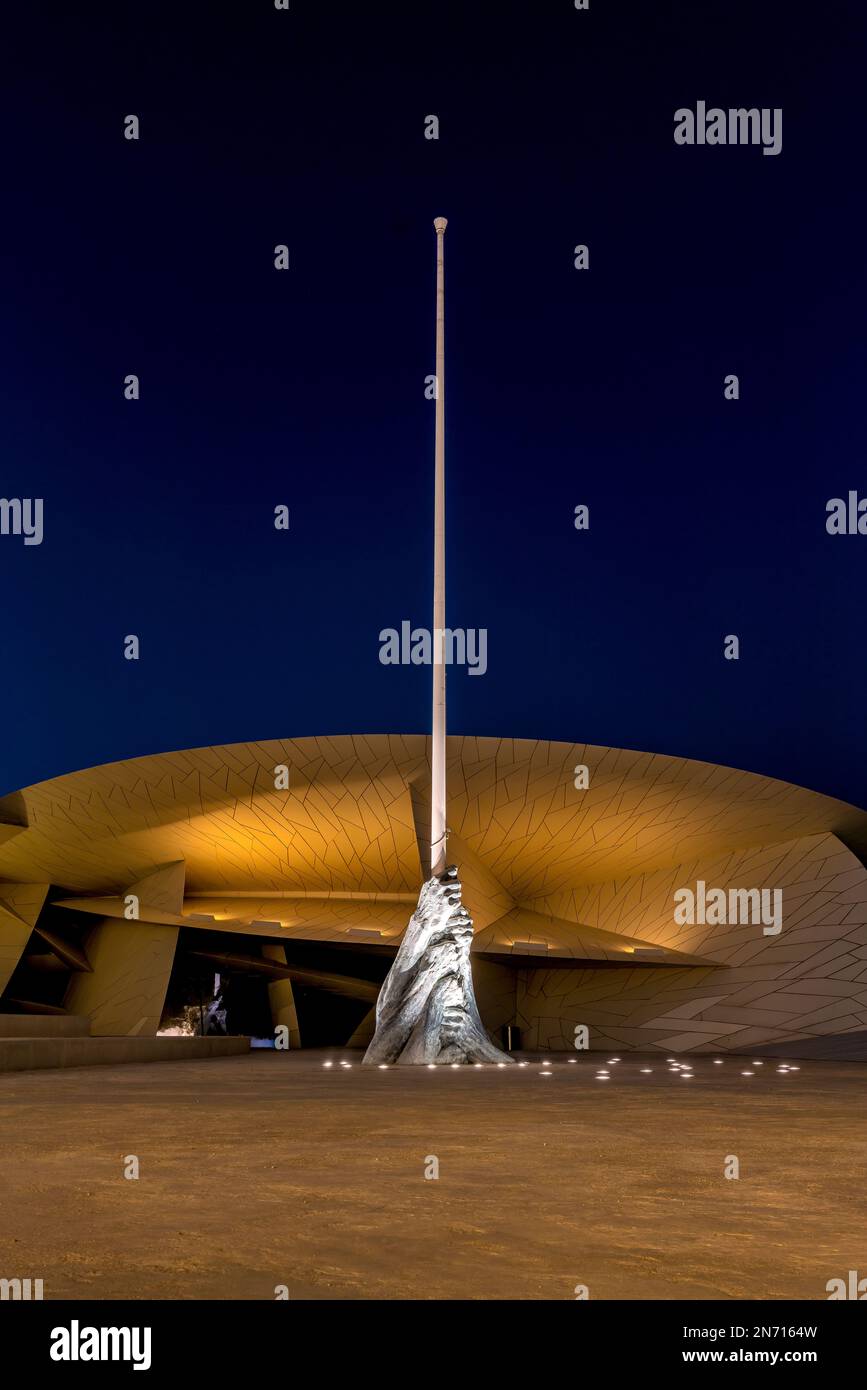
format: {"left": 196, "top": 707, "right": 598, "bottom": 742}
{"left": 378, "top": 1064, "right": 388, "bottom": 1070}
{"left": 713, "top": 1059, "right": 723, "bottom": 1065}
{"left": 640, "top": 1068, "right": 652, "bottom": 1073}
{"left": 323, "top": 1061, "right": 333, "bottom": 1068}
{"left": 427, "top": 1064, "right": 436, "bottom": 1070}
{"left": 741, "top": 1070, "right": 754, "bottom": 1076}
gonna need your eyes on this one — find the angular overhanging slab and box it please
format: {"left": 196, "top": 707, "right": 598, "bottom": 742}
{"left": 474, "top": 905, "right": 720, "bottom": 966}
{"left": 128, "top": 861, "right": 186, "bottom": 915}
{"left": 445, "top": 832, "right": 515, "bottom": 931}
{"left": 51, "top": 888, "right": 719, "bottom": 967}
{"left": 54, "top": 896, "right": 191, "bottom": 928}
{"left": 53, "top": 861, "right": 189, "bottom": 928}
{"left": 0, "top": 882, "right": 50, "bottom": 994}
{"left": 182, "top": 892, "right": 413, "bottom": 945}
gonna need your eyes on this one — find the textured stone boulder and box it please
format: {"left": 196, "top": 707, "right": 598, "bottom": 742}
{"left": 363, "top": 866, "right": 514, "bottom": 1065}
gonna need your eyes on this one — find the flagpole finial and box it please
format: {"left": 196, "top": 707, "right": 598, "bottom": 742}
{"left": 433, "top": 216, "right": 448, "bottom": 234}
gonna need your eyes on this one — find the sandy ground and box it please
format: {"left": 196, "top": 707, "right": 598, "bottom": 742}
{"left": 0, "top": 1049, "right": 864, "bottom": 1300}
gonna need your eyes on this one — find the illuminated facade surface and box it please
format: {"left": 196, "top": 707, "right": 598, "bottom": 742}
{"left": 1, "top": 734, "right": 867, "bottom": 1058}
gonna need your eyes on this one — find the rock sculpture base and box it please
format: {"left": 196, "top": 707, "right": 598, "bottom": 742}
{"left": 363, "top": 866, "right": 514, "bottom": 1065}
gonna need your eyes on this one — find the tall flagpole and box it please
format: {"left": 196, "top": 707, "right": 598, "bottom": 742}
{"left": 431, "top": 216, "right": 448, "bottom": 877}
{"left": 362, "top": 216, "right": 513, "bottom": 1064}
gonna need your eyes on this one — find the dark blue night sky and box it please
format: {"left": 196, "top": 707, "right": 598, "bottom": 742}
{"left": 1, "top": 0, "right": 865, "bottom": 806}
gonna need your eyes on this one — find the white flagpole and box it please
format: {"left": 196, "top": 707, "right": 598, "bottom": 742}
{"left": 431, "top": 216, "right": 448, "bottom": 877}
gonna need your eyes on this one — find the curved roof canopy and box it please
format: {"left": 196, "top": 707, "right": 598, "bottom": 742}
{"left": 1, "top": 734, "right": 864, "bottom": 966}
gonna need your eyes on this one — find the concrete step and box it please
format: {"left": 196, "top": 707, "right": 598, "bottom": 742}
{"left": 0, "top": 1036, "right": 249, "bottom": 1073}
{"left": 0, "top": 1014, "right": 91, "bottom": 1038}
